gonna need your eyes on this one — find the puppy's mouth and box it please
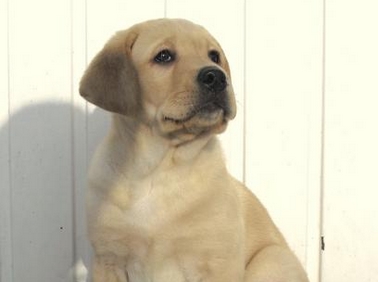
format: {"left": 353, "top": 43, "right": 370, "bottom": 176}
{"left": 157, "top": 85, "right": 236, "bottom": 143}
{"left": 158, "top": 101, "right": 229, "bottom": 143}
{"left": 163, "top": 102, "right": 225, "bottom": 124}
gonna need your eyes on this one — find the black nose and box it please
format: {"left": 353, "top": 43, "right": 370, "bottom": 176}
{"left": 197, "top": 67, "right": 227, "bottom": 93}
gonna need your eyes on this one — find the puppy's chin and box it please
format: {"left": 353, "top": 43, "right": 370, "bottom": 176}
{"left": 157, "top": 108, "right": 229, "bottom": 144}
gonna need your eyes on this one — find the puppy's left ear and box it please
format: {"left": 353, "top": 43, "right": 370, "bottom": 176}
{"left": 79, "top": 30, "right": 141, "bottom": 115}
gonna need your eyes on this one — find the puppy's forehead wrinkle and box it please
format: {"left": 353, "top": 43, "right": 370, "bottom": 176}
{"left": 134, "top": 22, "right": 217, "bottom": 53}
{"left": 147, "top": 39, "right": 213, "bottom": 62}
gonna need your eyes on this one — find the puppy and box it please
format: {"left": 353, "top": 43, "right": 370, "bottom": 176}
{"left": 80, "top": 18, "right": 309, "bottom": 282}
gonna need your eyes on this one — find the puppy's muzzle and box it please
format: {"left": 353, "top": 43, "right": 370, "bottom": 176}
{"left": 197, "top": 66, "right": 231, "bottom": 117}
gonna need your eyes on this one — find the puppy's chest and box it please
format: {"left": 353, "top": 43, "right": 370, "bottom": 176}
{"left": 96, "top": 177, "right": 180, "bottom": 247}
{"left": 91, "top": 167, "right": 209, "bottom": 266}
{"left": 113, "top": 178, "right": 169, "bottom": 230}
{"left": 126, "top": 185, "right": 162, "bottom": 228}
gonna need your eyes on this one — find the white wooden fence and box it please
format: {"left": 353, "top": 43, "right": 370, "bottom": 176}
{"left": 1, "top": 0, "right": 377, "bottom": 281}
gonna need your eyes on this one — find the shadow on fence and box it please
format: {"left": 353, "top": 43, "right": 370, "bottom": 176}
{"left": 0, "top": 102, "right": 109, "bottom": 282}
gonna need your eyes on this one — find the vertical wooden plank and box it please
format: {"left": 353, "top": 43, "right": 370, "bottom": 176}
{"left": 322, "top": 0, "right": 378, "bottom": 281}
{"left": 245, "top": 0, "right": 323, "bottom": 280}
{"left": 166, "top": 0, "right": 246, "bottom": 181}
{"left": 71, "top": 0, "right": 91, "bottom": 280}
{"left": 8, "top": 0, "right": 74, "bottom": 281}
{"left": 0, "top": 0, "right": 13, "bottom": 281}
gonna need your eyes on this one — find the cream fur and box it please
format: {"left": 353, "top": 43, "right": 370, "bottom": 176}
{"left": 80, "top": 19, "right": 309, "bottom": 282}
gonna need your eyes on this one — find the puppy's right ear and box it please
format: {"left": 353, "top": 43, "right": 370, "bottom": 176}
{"left": 79, "top": 31, "right": 141, "bottom": 115}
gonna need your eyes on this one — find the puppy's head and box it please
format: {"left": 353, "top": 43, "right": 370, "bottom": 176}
{"left": 80, "top": 19, "right": 236, "bottom": 143}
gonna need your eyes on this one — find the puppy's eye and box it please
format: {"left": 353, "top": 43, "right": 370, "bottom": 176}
{"left": 209, "top": 50, "right": 220, "bottom": 64}
{"left": 154, "top": 49, "right": 175, "bottom": 64}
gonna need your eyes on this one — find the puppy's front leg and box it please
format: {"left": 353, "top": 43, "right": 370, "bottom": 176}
{"left": 92, "top": 256, "right": 128, "bottom": 282}
{"left": 243, "top": 245, "right": 308, "bottom": 282}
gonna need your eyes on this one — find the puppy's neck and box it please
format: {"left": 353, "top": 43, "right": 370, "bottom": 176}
{"left": 111, "top": 114, "right": 222, "bottom": 178}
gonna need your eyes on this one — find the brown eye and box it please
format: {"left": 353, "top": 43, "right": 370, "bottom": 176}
{"left": 154, "top": 49, "right": 175, "bottom": 64}
{"left": 209, "top": 50, "right": 220, "bottom": 64}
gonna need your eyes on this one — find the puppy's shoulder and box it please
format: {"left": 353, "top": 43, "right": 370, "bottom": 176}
{"left": 231, "top": 178, "right": 287, "bottom": 246}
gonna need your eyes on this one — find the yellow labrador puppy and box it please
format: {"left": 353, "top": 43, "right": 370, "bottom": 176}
{"left": 80, "top": 19, "right": 309, "bottom": 282}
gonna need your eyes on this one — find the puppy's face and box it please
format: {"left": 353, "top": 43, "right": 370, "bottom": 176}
{"left": 80, "top": 19, "right": 236, "bottom": 142}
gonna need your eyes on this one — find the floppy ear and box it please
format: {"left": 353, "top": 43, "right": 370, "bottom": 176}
{"left": 79, "top": 31, "right": 141, "bottom": 115}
